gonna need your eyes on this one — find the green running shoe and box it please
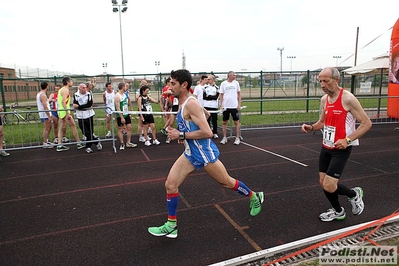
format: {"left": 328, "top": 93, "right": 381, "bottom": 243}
{"left": 148, "top": 222, "right": 178, "bottom": 238}
{"left": 250, "top": 192, "right": 264, "bottom": 216}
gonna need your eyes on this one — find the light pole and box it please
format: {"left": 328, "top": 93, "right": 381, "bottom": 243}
{"left": 277, "top": 47, "right": 284, "bottom": 77}
{"left": 155, "top": 61, "right": 160, "bottom": 86}
{"left": 155, "top": 61, "right": 160, "bottom": 73}
{"left": 287, "top": 56, "right": 296, "bottom": 71}
{"left": 112, "top": 0, "right": 128, "bottom": 82}
{"left": 102, "top": 63, "right": 107, "bottom": 74}
{"left": 333, "top": 55, "right": 341, "bottom": 67}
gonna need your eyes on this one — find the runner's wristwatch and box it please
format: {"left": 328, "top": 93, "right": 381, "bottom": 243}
{"left": 179, "top": 132, "right": 185, "bottom": 140}
{"left": 346, "top": 137, "right": 352, "bottom": 145}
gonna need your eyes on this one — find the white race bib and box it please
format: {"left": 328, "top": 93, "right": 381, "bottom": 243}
{"left": 122, "top": 104, "right": 128, "bottom": 115}
{"left": 323, "top": 125, "right": 336, "bottom": 148}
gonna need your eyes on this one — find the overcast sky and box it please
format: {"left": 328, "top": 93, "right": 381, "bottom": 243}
{"left": 0, "top": 0, "right": 397, "bottom": 77}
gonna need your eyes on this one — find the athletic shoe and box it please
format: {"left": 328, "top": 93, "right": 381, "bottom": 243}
{"left": 120, "top": 144, "right": 125, "bottom": 150}
{"left": 220, "top": 137, "right": 228, "bottom": 144}
{"left": 126, "top": 142, "right": 137, "bottom": 148}
{"left": 250, "top": 192, "right": 264, "bottom": 216}
{"left": 0, "top": 150, "right": 10, "bottom": 156}
{"left": 139, "top": 136, "right": 146, "bottom": 142}
{"left": 53, "top": 137, "right": 58, "bottom": 144}
{"left": 144, "top": 140, "right": 152, "bottom": 146}
{"left": 148, "top": 222, "right": 178, "bottom": 238}
{"left": 319, "top": 208, "right": 346, "bottom": 222}
{"left": 349, "top": 187, "right": 364, "bottom": 215}
{"left": 56, "top": 145, "right": 69, "bottom": 152}
{"left": 85, "top": 147, "right": 93, "bottom": 153}
{"left": 105, "top": 131, "right": 112, "bottom": 138}
{"left": 62, "top": 137, "right": 69, "bottom": 143}
{"left": 77, "top": 142, "right": 85, "bottom": 150}
{"left": 153, "top": 139, "right": 161, "bottom": 145}
{"left": 96, "top": 142, "right": 103, "bottom": 151}
{"left": 82, "top": 135, "right": 87, "bottom": 141}
{"left": 234, "top": 137, "right": 240, "bottom": 145}
{"left": 161, "top": 128, "right": 168, "bottom": 136}
{"left": 165, "top": 137, "right": 171, "bottom": 144}
{"left": 43, "top": 142, "right": 53, "bottom": 149}
{"left": 213, "top": 134, "right": 219, "bottom": 139}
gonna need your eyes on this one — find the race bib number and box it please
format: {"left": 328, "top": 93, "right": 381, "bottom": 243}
{"left": 323, "top": 125, "right": 336, "bottom": 148}
{"left": 122, "top": 104, "right": 128, "bottom": 115}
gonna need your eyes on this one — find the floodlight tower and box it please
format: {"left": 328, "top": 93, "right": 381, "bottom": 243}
{"left": 102, "top": 63, "right": 107, "bottom": 74}
{"left": 277, "top": 47, "right": 284, "bottom": 77}
{"left": 112, "top": 0, "right": 128, "bottom": 81}
{"left": 287, "top": 56, "right": 296, "bottom": 71}
{"left": 333, "top": 55, "right": 341, "bottom": 67}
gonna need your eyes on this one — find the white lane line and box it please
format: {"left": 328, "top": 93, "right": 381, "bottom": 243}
{"left": 242, "top": 141, "right": 308, "bottom": 167}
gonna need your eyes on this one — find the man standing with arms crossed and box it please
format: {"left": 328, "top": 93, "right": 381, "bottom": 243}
{"left": 219, "top": 71, "right": 241, "bottom": 145}
{"left": 56, "top": 76, "right": 85, "bottom": 152}
{"left": 301, "top": 67, "right": 372, "bottom": 222}
{"left": 203, "top": 74, "right": 220, "bottom": 139}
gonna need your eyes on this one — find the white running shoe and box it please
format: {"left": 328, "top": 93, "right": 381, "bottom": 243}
{"left": 85, "top": 147, "right": 93, "bottom": 153}
{"left": 145, "top": 140, "right": 152, "bottom": 146}
{"left": 43, "top": 142, "right": 53, "bottom": 149}
{"left": 96, "top": 142, "right": 103, "bottom": 151}
{"left": 349, "top": 187, "right": 364, "bottom": 215}
{"left": 213, "top": 134, "right": 219, "bottom": 139}
{"left": 139, "top": 136, "right": 146, "bottom": 142}
{"left": 220, "top": 137, "right": 228, "bottom": 144}
{"left": 126, "top": 142, "right": 137, "bottom": 148}
{"left": 234, "top": 137, "right": 240, "bottom": 145}
{"left": 153, "top": 139, "right": 160, "bottom": 145}
{"left": 319, "top": 208, "right": 346, "bottom": 222}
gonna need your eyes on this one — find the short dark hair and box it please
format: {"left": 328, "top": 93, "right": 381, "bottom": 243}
{"left": 201, "top": 75, "right": 208, "bottom": 80}
{"left": 40, "top": 81, "right": 48, "bottom": 90}
{"left": 62, "top": 76, "right": 71, "bottom": 86}
{"left": 170, "top": 69, "right": 192, "bottom": 90}
{"left": 165, "top": 77, "right": 171, "bottom": 84}
{"left": 118, "top": 82, "right": 126, "bottom": 90}
{"left": 105, "top": 82, "right": 111, "bottom": 87}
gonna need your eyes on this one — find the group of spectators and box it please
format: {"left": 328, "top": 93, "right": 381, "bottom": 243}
{"left": 0, "top": 71, "right": 244, "bottom": 157}
{"left": 37, "top": 77, "right": 102, "bottom": 153}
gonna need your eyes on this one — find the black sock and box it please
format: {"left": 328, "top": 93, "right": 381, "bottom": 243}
{"left": 336, "top": 184, "right": 356, "bottom": 198}
{"left": 323, "top": 189, "right": 342, "bottom": 213}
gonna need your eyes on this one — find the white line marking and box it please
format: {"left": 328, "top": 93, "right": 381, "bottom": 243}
{"left": 242, "top": 142, "right": 308, "bottom": 167}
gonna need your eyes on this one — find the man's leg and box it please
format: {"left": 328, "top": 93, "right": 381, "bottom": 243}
{"left": 66, "top": 115, "right": 81, "bottom": 142}
{"left": 83, "top": 118, "right": 93, "bottom": 148}
{"left": 56, "top": 117, "right": 69, "bottom": 151}
{"left": 205, "top": 160, "right": 264, "bottom": 216}
{"left": 148, "top": 154, "right": 195, "bottom": 238}
{"left": 211, "top": 112, "right": 218, "bottom": 134}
